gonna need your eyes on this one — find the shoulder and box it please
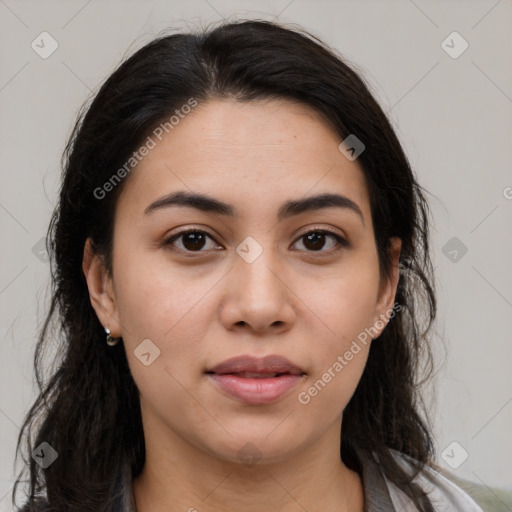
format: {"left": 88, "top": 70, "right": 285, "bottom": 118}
{"left": 386, "top": 449, "right": 484, "bottom": 512}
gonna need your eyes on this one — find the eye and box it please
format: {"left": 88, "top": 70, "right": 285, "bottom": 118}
{"left": 292, "top": 229, "right": 347, "bottom": 253}
{"left": 163, "top": 229, "right": 221, "bottom": 253}
{"left": 163, "top": 228, "right": 348, "bottom": 255}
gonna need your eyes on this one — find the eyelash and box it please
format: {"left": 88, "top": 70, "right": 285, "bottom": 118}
{"left": 162, "top": 227, "right": 348, "bottom": 256}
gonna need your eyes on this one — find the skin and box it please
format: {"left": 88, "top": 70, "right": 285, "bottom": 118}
{"left": 83, "top": 98, "right": 401, "bottom": 512}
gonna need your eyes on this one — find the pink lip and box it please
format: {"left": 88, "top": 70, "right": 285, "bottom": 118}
{"left": 206, "top": 354, "right": 305, "bottom": 376}
{"left": 205, "top": 354, "right": 307, "bottom": 405}
{"left": 207, "top": 374, "right": 304, "bottom": 404}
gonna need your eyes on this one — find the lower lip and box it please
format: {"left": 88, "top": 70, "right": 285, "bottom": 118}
{"left": 207, "top": 374, "right": 304, "bottom": 404}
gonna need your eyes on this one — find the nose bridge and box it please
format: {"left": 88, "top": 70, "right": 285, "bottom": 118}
{"left": 235, "top": 236, "right": 285, "bottom": 301}
{"left": 223, "top": 234, "right": 294, "bottom": 332}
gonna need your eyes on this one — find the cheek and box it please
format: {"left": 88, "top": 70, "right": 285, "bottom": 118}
{"left": 297, "top": 263, "right": 378, "bottom": 402}
{"left": 298, "top": 335, "right": 371, "bottom": 418}
{"left": 112, "top": 246, "right": 217, "bottom": 341}
{"left": 302, "top": 264, "right": 380, "bottom": 347}
{"left": 112, "top": 251, "right": 217, "bottom": 391}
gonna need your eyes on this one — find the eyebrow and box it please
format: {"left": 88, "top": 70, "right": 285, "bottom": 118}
{"left": 144, "top": 190, "right": 364, "bottom": 225}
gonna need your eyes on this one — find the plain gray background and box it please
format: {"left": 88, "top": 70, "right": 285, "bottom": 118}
{"left": 1, "top": 0, "right": 511, "bottom": 508}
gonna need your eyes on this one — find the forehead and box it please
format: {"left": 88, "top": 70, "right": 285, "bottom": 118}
{"left": 116, "top": 98, "right": 371, "bottom": 222}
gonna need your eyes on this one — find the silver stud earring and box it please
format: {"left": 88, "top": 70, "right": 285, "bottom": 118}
{"left": 105, "top": 325, "right": 120, "bottom": 346}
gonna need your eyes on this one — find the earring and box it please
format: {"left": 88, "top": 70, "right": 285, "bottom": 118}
{"left": 105, "top": 325, "right": 120, "bottom": 346}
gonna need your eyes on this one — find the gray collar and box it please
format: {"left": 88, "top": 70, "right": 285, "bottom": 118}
{"left": 358, "top": 449, "right": 396, "bottom": 512}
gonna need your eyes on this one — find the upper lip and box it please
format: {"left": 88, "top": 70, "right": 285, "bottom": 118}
{"left": 206, "top": 354, "right": 306, "bottom": 376}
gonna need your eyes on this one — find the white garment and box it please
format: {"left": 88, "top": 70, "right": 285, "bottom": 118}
{"left": 385, "top": 450, "right": 484, "bottom": 511}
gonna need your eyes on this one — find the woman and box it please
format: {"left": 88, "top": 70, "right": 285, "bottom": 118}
{"left": 14, "top": 19, "right": 483, "bottom": 512}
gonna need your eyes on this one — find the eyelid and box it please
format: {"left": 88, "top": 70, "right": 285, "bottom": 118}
{"left": 294, "top": 224, "right": 347, "bottom": 242}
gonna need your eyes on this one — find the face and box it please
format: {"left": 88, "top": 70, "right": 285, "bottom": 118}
{"left": 83, "top": 98, "right": 401, "bottom": 467}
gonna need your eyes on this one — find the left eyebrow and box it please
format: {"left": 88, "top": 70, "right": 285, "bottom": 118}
{"left": 144, "top": 190, "right": 364, "bottom": 226}
{"left": 278, "top": 192, "right": 364, "bottom": 226}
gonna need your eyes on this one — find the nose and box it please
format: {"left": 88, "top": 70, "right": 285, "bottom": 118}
{"left": 219, "top": 246, "right": 296, "bottom": 335}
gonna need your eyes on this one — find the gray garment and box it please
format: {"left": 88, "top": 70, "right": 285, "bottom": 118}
{"left": 119, "top": 450, "right": 397, "bottom": 512}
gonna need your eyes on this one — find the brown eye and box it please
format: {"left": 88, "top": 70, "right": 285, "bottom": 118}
{"left": 293, "top": 230, "right": 347, "bottom": 253}
{"left": 164, "top": 230, "right": 219, "bottom": 252}
{"left": 181, "top": 231, "right": 207, "bottom": 251}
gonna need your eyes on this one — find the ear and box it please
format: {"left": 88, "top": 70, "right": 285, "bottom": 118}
{"left": 82, "top": 237, "right": 122, "bottom": 337}
{"left": 372, "top": 237, "right": 402, "bottom": 339}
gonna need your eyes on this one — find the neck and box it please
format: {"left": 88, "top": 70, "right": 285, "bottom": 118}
{"left": 132, "top": 416, "right": 364, "bottom": 512}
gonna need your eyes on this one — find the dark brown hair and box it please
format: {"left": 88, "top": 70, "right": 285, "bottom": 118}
{"left": 14, "top": 19, "right": 437, "bottom": 511}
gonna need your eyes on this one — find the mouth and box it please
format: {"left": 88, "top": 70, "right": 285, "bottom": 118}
{"left": 205, "top": 373, "right": 305, "bottom": 405}
{"left": 205, "top": 371, "right": 304, "bottom": 378}
{"left": 205, "top": 354, "right": 306, "bottom": 377}
{"left": 205, "top": 354, "right": 307, "bottom": 405}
